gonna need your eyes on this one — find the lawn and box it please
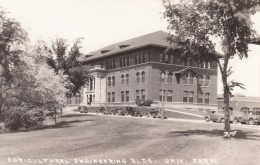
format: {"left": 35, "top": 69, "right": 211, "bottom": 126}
{"left": 1, "top": 113, "right": 260, "bottom": 165}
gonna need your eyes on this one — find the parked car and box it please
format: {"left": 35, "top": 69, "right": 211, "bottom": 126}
{"left": 238, "top": 109, "right": 260, "bottom": 125}
{"left": 78, "top": 106, "right": 88, "bottom": 113}
{"left": 126, "top": 107, "right": 142, "bottom": 117}
{"left": 204, "top": 109, "right": 240, "bottom": 124}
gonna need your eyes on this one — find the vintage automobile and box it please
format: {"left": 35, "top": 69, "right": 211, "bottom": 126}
{"left": 204, "top": 109, "right": 240, "bottom": 124}
{"left": 238, "top": 107, "right": 260, "bottom": 125}
{"left": 126, "top": 107, "right": 142, "bottom": 117}
{"left": 78, "top": 106, "right": 88, "bottom": 113}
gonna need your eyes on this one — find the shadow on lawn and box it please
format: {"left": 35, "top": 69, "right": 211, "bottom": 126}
{"left": 168, "top": 129, "right": 260, "bottom": 140}
{"left": 2, "top": 119, "right": 94, "bottom": 134}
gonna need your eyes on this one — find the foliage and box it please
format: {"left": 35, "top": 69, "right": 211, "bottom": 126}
{"left": 135, "top": 99, "right": 153, "bottom": 106}
{"left": 47, "top": 38, "right": 88, "bottom": 96}
{"left": 163, "top": 0, "right": 260, "bottom": 134}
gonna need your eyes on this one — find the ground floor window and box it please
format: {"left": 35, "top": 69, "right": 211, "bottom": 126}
{"left": 183, "top": 91, "right": 188, "bottom": 102}
{"left": 159, "top": 90, "right": 165, "bottom": 101}
{"left": 126, "top": 91, "right": 129, "bottom": 102}
{"left": 189, "top": 91, "right": 194, "bottom": 103}
{"left": 205, "top": 93, "right": 210, "bottom": 104}
{"left": 141, "top": 89, "right": 145, "bottom": 100}
{"left": 121, "top": 91, "right": 125, "bottom": 102}
{"left": 112, "top": 92, "right": 115, "bottom": 102}
{"left": 167, "top": 90, "right": 173, "bottom": 102}
{"left": 198, "top": 92, "right": 203, "bottom": 103}
{"left": 136, "top": 90, "right": 140, "bottom": 100}
{"left": 108, "top": 92, "right": 111, "bottom": 102}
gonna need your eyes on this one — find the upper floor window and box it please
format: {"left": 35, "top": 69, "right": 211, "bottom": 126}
{"left": 112, "top": 76, "right": 115, "bottom": 86}
{"left": 136, "top": 72, "right": 140, "bottom": 83}
{"left": 139, "top": 54, "right": 142, "bottom": 64}
{"left": 135, "top": 55, "right": 138, "bottom": 64}
{"left": 198, "top": 75, "right": 203, "bottom": 86}
{"left": 108, "top": 77, "right": 111, "bottom": 87}
{"left": 127, "top": 57, "right": 130, "bottom": 66}
{"left": 183, "top": 74, "right": 188, "bottom": 85}
{"left": 205, "top": 76, "right": 210, "bottom": 87}
{"left": 126, "top": 74, "right": 129, "bottom": 85}
{"left": 168, "top": 72, "right": 173, "bottom": 84}
{"left": 170, "top": 54, "right": 174, "bottom": 64}
{"left": 142, "top": 54, "right": 146, "bottom": 63}
{"left": 165, "top": 54, "right": 169, "bottom": 63}
{"left": 159, "top": 54, "right": 163, "bottom": 63}
{"left": 141, "top": 71, "right": 145, "bottom": 83}
{"left": 112, "top": 92, "right": 115, "bottom": 102}
{"left": 188, "top": 74, "right": 194, "bottom": 85}
{"left": 121, "top": 75, "right": 124, "bottom": 85}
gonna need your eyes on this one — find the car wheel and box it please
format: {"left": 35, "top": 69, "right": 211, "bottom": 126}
{"left": 205, "top": 117, "right": 210, "bottom": 122}
{"left": 233, "top": 118, "right": 239, "bottom": 124}
{"left": 249, "top": 119, "right": 254, "bottom": 125}
{"left": 220, "top": 118, "right": 225, "bottom": 123}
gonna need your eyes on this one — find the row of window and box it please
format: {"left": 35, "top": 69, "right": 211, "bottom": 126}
{"left": 109, "top": 72, "right": 210, "bottom": 87}
{"left": 121, "top": 91, "right": 130, "bottom": 102}
{"left": 159, "top": 54, "right": 212, "bottom": 69}
{"left": 106, "top": 60, "right": 116, "bottom": 70}
{"left": 136, "top": 89, "right": 145, "bottom": 100}
{"left": 182, "top": 74, "right": 210, "bottom": 86}
{"left": 135, "top": 53, "right": 146, "bottom": 65}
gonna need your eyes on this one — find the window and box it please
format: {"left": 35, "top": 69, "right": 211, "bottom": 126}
{"left": 136, "top": 90, "right": 140, "bottom": 100}
{"left": 170, "top": 54, "right": 174, "bottom": 64}
{"left": 207, "top": 60, "right": 211, "bottom": 69}
{"left": 159, "top": 54, "right": 163, "bottom": 63}
{"left": 198, "top": 76, "right": 203, "bottom": 86}
{"left": 198, "top": 92, "right": 203, "bottom": 103}
{"left": 142, "top": 54, "right": 146, "bottom": 63}
{"left": 127, "top": 57, "right": 130, "bottom": 66}
{"left": 205, "top": 93, "right": 209, "bottom": 104}
{"left": 183, "top": 74, "right": 188, "bottom": 85}
{"left": 126, "top": 91, "right": 129, "bottom": 102}
{"left": 108, "top": 92, "right": 111, "bottom": 102}
{"left": 167, "top": 90, "right": 173, "bottom": 102}
{"left": 121, "top": 91, "right": 124, "bottom": 102}
{"left": 126, "top": 74, "right": 129, "bottom": 85}
{"left": 160, "top": 90, "right": 165, "bottom": 101}
{"left": 136, "top": 72, "right": 140, "bottom": 83}
{"left": 108, "top": 77, "right": 111, "bottom": 87}
{"left": 121, "top": 75, "right": 124, "bottom": 85}
{"left": 189, "top": 91, "right": 194, "bottom": 103}
{"left": 183, "top": 91, "right": 188, "bottom": 102}
{"left": 168, "top": 72, "right": 173, "bottom": 84}
{"left": 124, "top": 58, "right": 127, "bottom": 67}
{"left": 112, "top": 92, "right": 115, "bottom": 102}
{"left": 165, "top": 54, "right": 169, "bottom": 63}
{"left": 120, "top": 58, "right": 123, "bottom": 67}
{"left": 139, "top": 54, "right": 142, "bottom": 64}
{"left": 241, "top": 107, "right": 249, "bottom": 112}
{"left": 90, "top": 78, "right": 93, "bottom": 90}
{"left": 109, "top": 61, "right": 112, "bottom": 69}
{"left": 106, "top": 61, "right": 109, "bottom": 70}
{"left": 203, "top": 60, "right": 206, "bottom": 68}
{"left": 135, "top": 55, "right": 138, "bottom": 64}
{"left": 112, "top": 76, "right": 115, "bottom": 86}
{"left": 205, "top": 76, "right": 210, "bottom": 87}
{"left": 141, "top": 71, "right": 145, "bottom": 83}
{"left": 141, "top": 89, "right": 145, "bottom": 100}
{"left": 188, "top": 74, "right": 194, "bottom": 85}
{"left": 113, "top": 60, "right": 116, "bottom": 69}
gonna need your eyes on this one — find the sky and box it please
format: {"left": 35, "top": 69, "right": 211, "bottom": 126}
{"left": 1, "top": 0, "right": 260, "bottom": 97}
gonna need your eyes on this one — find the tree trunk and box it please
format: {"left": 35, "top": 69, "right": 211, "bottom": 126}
{"left": 222, "top": 75, "right": 231, "bottom": 135}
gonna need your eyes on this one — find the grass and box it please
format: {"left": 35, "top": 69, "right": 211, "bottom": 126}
{"left": 1, "top": 113, "right": 260, "bottom": 165}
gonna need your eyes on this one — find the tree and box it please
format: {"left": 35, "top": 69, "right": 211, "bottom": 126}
{"left": 0, "top": 9, "right": 28, "bottom": 116}
{"left": 163, "top": 0, "right": 260, "bottom": 137}
{"left": 47, "top": 38, "right": 88, "bottom": 97}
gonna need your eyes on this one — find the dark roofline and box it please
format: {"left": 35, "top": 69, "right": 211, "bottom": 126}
{"left": 80, "top": 44, "right": 168, "bottom": 63}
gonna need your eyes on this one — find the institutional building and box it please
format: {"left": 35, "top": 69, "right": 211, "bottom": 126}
{"left": 68, "top": 31, "right": 218, "bottom": 108}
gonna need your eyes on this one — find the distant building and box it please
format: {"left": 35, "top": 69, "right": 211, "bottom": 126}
{"left": 218, "top": 94, "right": 260, "bottom": 111}
{"left": 68, "top": 31, "right": 218, "bottom": 108}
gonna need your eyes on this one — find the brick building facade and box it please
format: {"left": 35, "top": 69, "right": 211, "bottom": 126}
{"left": 68, "top": 31, "right": 218, "bottom": 108}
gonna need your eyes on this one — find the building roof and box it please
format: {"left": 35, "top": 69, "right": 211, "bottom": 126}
{"left": 80, "top": 31, "right": 171, "bottom": 62}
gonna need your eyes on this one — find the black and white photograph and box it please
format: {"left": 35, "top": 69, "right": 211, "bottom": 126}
{"left": 1, "top": 0, "right": 260, "bottom": 165}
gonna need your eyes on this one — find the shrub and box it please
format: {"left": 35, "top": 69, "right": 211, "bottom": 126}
{"left": 135, "top": 99, "right": 153, "bottom": 106}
